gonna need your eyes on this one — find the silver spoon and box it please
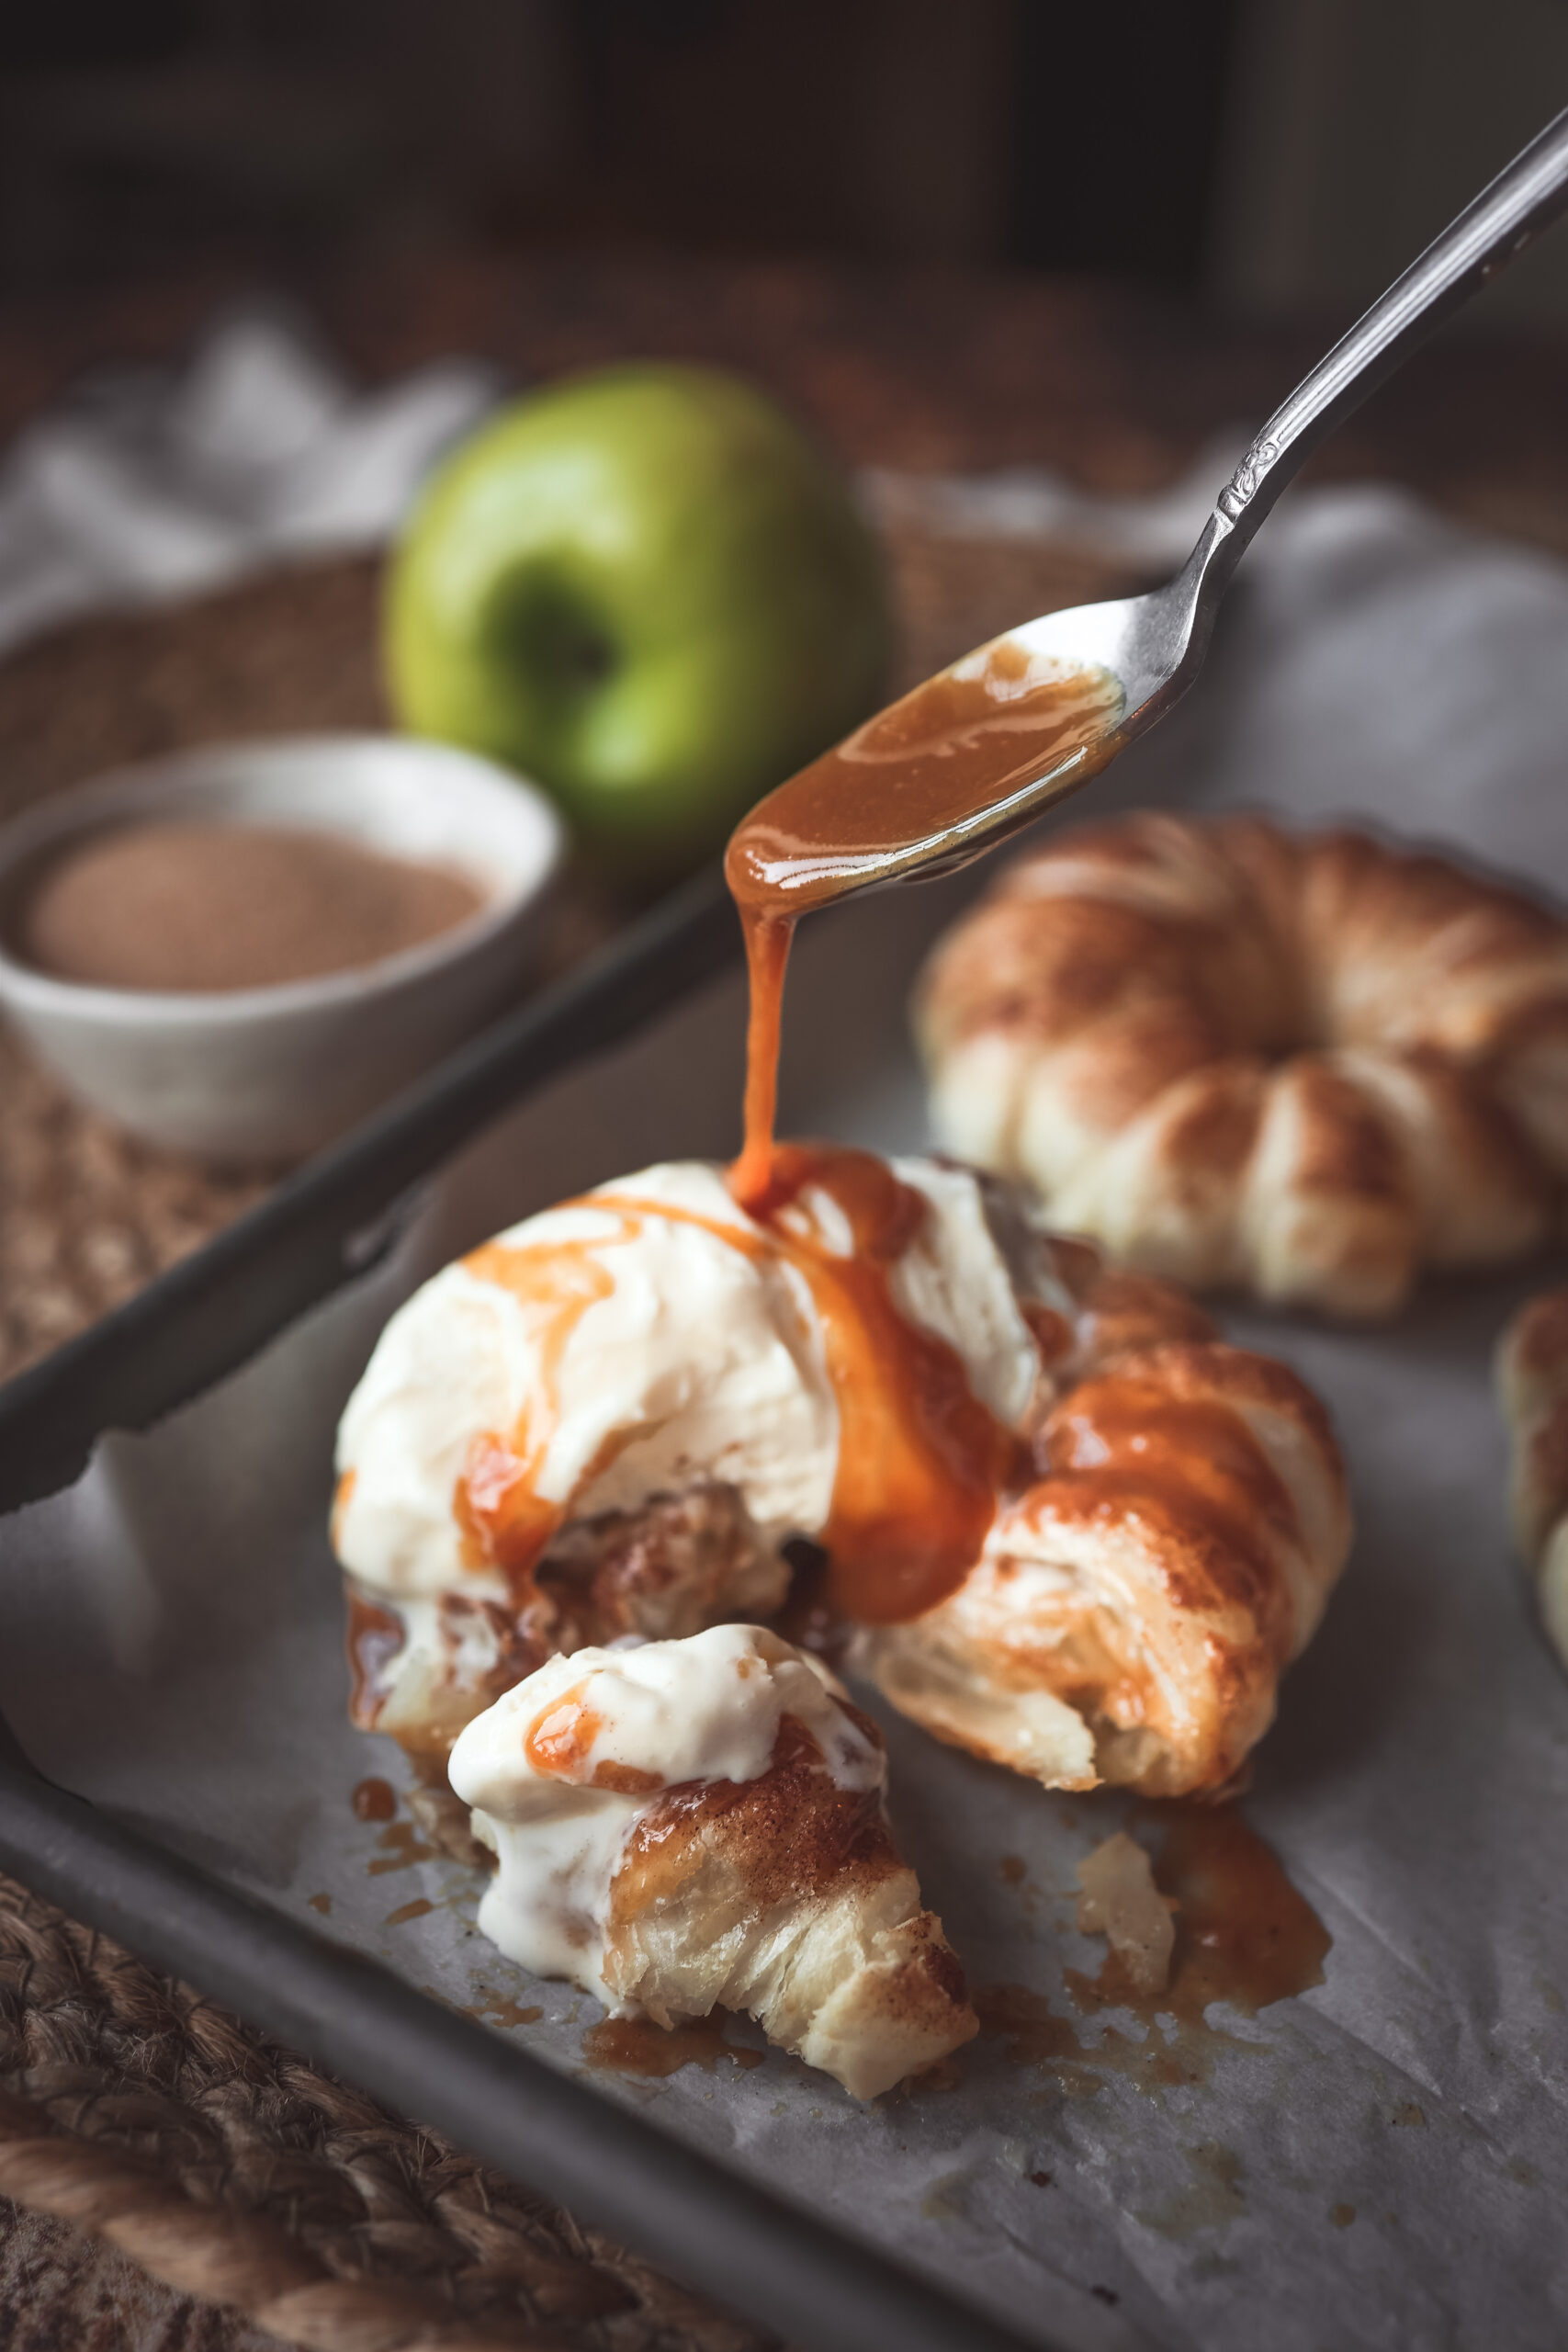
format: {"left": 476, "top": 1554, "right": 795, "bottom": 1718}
{"left": 728, "top": 105, "right": 1568, "bottom": 915}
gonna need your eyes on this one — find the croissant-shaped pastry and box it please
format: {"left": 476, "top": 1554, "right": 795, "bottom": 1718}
{"left": 446, "top": 1625, "right": 978, "bottom": 2098}
{"left": 1496, "top": 1284, "right": 1568, "bottom": 1671}
{"left": 857, "top": 1242, "right": 1351, "bottom": 1796}
{"left": 917, "top": 812, "right": 1566, "bottom": 1317}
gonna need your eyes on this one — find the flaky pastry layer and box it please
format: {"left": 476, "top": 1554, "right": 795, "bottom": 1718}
{"left": 918, "top": 813, "right": 1568, "bottom": 1317}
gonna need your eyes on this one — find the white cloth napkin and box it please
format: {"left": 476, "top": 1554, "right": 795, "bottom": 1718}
{"left": 1110, "top": 482, "right": 1568, "bottom": 889}
{"left": 0, "top": 309, "right": 501, "bottom": 658}
{"left": 863, "top": 433, "right": 1255, "bottom": 571}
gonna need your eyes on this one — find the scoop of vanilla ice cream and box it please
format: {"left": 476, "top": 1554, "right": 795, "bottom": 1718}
{"left": 333, "top": 1156, "right": 1042, "bottom": 1605}
{"left": 885, "top": 1156, "right": 1043, "bottom": 1429}
{"left": 447, "top": 1623, "right": 880, "bottom": 2003}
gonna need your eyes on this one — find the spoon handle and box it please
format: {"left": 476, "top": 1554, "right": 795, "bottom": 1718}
{"left": 1210, "top": 104, "right": 1568, "bottom": 559}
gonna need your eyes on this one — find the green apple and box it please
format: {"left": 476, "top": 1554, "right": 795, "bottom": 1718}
{"left": 385, "top": 363, "right": 892, "bottom": 878}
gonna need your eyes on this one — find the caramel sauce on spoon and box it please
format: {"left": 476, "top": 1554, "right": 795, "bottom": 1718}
{"left": 726, "top": 646, "right": 1124, "bottom": 928}
{"left": 727, "top": 647, "right": 1122, "bottom": 1198}
{"left": 716, "top": 645, "right": 1124, "bottom": 1617}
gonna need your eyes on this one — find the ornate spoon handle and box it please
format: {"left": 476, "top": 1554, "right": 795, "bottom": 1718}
{"left": 1206, "top": 106, "right": 1568, "bottom": 572}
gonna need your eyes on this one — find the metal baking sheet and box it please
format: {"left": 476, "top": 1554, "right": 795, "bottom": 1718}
{"left": 4, "top": 485, "right": 1568, "bottom": 2351}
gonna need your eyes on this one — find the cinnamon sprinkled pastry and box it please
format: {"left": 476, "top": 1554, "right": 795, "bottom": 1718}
{"left": 1496, "top": 1284, "right": 1568, "bottom": 1670}
{"left": 856, "top": 1237, "right": 1351, "bottom": 1797}
{"left": 446, "top": 1625, "right": 977, "bottom": 2098}
{"left": 917, "top": 813, "right": 1568, "bottom": 1317}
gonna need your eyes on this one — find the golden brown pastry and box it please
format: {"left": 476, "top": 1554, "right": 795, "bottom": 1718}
{"left": 917, "top": 812, "right": 1567, "bottom": 1317}
{"left": 335, "top": 1148, "right": 1349, "bottom": 1810}
{"left": 446, "top": 1625, "right": 977, "bottom": 2099}
{"left": 1496, "top": 1283, "right": 1568, "bottom": 1670}
{"left": 856, "top": 1238, "right": 1352, "bottom": 1796}
{"left": 333, "top": 1152, "right": 1054, "bottom": 1767}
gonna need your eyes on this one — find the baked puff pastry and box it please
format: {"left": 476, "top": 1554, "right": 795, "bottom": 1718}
{"left": 857, "top": 1238, "right": 1351, "bottom": 1796}
{"left": 917, "top": 812, "right": 1568, "bottom": 1318}
{"left": 446, "top": 1625, "right": 978, "bottom": 2099}
{"left": 333, "top": 1155, "right": 1048, "bottom": 1766}
{"left": 1496, "top": 1284, "right": 1568, "bottom": 1671}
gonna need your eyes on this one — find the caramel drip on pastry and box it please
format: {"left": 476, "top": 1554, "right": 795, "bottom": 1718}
{"left": 606, "top": 1715, "right": 884, "bottom": 1923}
{"left": 743, "top": 1144, "right": 1020, "bottom": 1624}
{"left": 453, "top": 1224, "right": 627, "bottom": 1586}
{"left": 525, "top": 1685, "right": 663, "bottom": 1793}
{"left": 525, "top": 1684, "right": 601, "bottom": 1775}
{"left": 1043, "top": 1376, "right": 1298, "bottom": 1566}
{"left": 455, "top": 1156, "right": 1018, "bottom": 1628}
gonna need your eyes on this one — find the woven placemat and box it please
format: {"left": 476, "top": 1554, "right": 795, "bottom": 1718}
{"left": 0, "top": 1873, "right": 765, "bottom": 2352}
{"left": 0, "top": 524, "right": 1138, "bottom": 2346}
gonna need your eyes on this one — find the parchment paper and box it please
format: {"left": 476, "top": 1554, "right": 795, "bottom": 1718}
{"left": 5, "top": 486, "right": 1568, "bottom": 2352}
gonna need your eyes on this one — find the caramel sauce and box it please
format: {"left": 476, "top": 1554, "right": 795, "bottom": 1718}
{"left": 456, "top": 1432, "right": 568, "bottom": 1584}
{"left": 1119, "top": 1804, "right": 1330, "bottom": 2024}
{"left": 732, "top": 907, "right": 794, "bottom": 1206}
{"left": 596, "top": 1163, "right": 1016, "bottom": 1622}
{"left": 582, "top": 2009, "right": 767, "bottom": 2077}
{"left": 724, "top": 648, "right": 1124, "bottom": 926}
{"left": 385, "top": 1896, "right": 436, "bottom": 1927}
{"left": 604, "top": 1714, "right": 886, "bottom": 1929}
{"left": 726, "top": 656, "right": 1122, "bottom": 1192}
{"left": 526, "top": 1687, "right": 603, "bottom": 1775}
{"left": 454, "top": 1231, "right": 623, "bottom": 1585}
{"left": 464, "top": 1989, "right": 544, "bottom": 2030}
{"left": 1042, "top": 1380, "right": 1296, "bottom": 1576}
{"left": 981, "top": 1808, "right": 1329, "bottom": 2102}
{"left": 761, "top": 1143, "right": 1021, "bottom": 1621}
{"left": 367, "top": 1819, "right": 440, "bottom": 1875}
{"left": 351, "top": 1776, "right": 398, "bottom": 1822}
{"left": 525, "top": 1688, "right": 662, "bottom": 1792}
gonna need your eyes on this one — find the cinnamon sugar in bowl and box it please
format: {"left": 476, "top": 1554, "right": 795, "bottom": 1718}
{"left": 20, "top": 822, "right": 488, "bottom": 997}
{"left": 0, "top": 736, "right": 562, "bottom": 1159}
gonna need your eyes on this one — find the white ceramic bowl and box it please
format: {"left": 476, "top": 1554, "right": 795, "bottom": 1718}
{"left": 0, "top": 734, "right": 564, "bottom": 1159}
